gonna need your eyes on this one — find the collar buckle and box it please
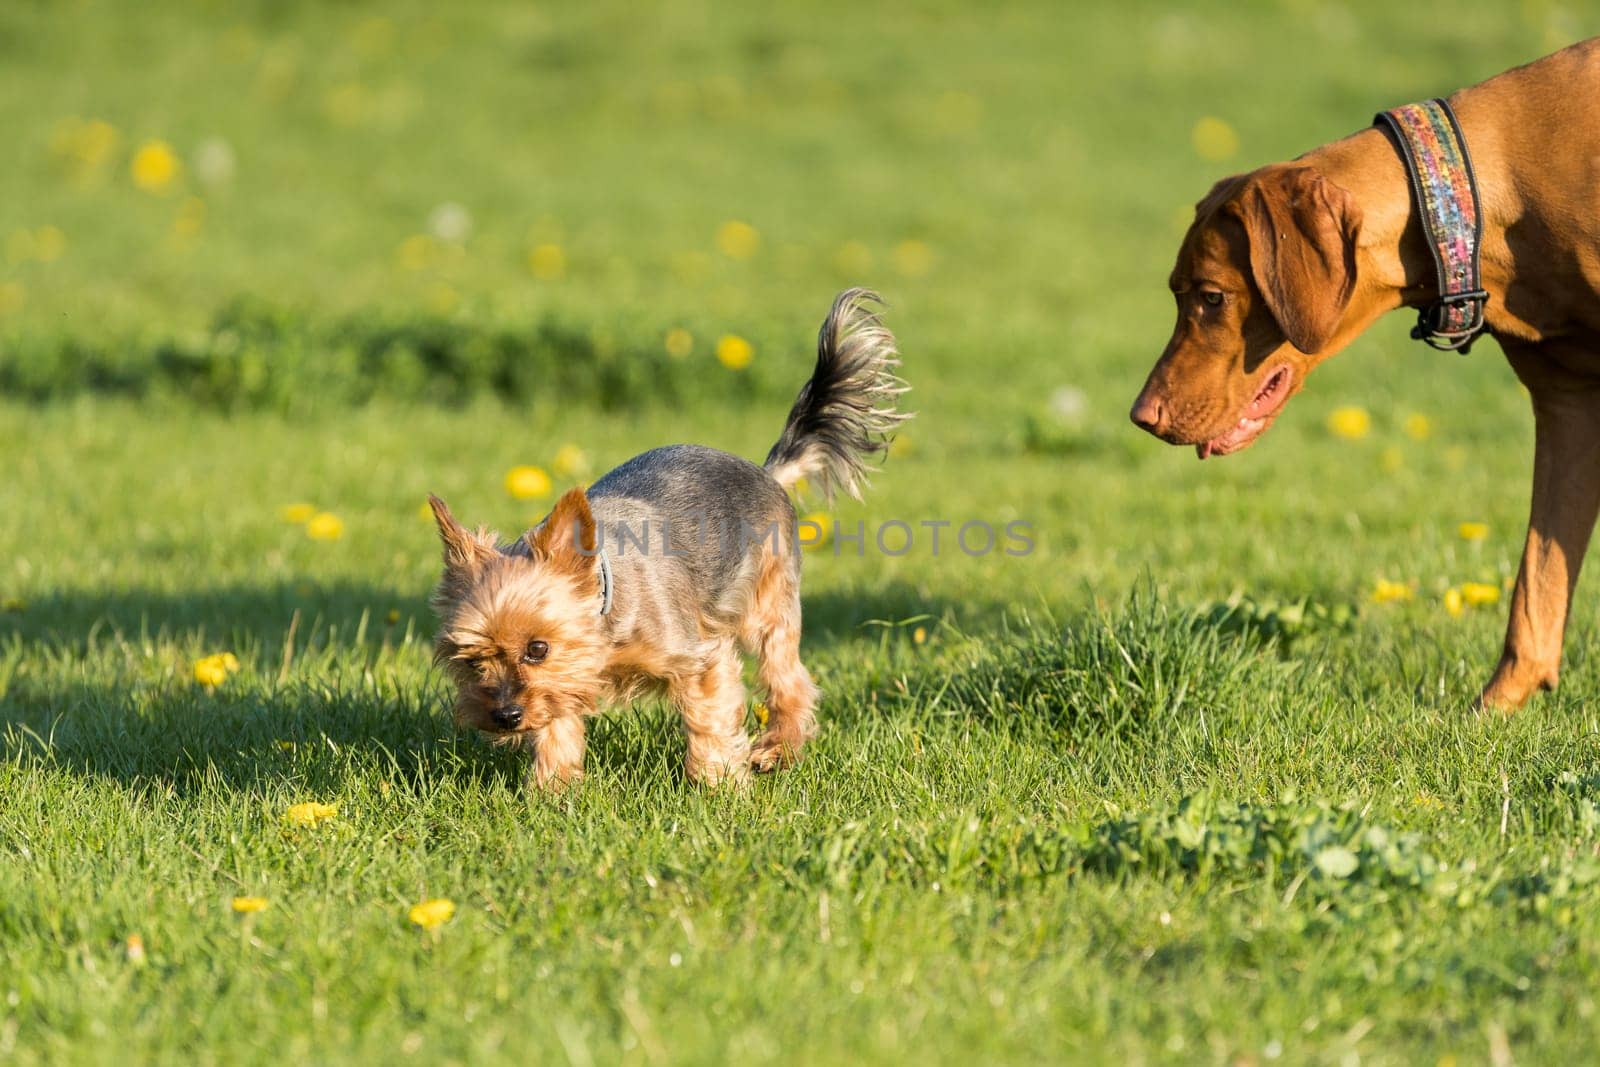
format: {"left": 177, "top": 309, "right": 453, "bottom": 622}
{"left": 1413, "top": 289, "right": 1489, "bottom": 352}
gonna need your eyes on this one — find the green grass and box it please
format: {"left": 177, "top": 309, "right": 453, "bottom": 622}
{"left": 4, "top": 1, "right": 1600, "bottom": 1063}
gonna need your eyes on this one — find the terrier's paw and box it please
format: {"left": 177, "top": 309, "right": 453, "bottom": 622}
{"left": 749, "top": 733, "right": 805, "bottom": 773}
{"left": 531, "top": 763, "right": 584, "bottom": 793}
{"left": 689, "top": 759, "right": 750, "bottom": 788}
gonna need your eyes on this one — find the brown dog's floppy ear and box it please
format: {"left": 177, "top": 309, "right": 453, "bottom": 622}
{"left": 529, "top": 487, "right": 598, "bottom": 573}
{"left": 428, "top": 494, "right": 493, "bottom": 571}
{"left": 1232, "top": 167, "right": 1363, "bottom": 355}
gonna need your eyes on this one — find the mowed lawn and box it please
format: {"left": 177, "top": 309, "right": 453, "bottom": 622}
{"left": 4, "top": 1, "right": 1600, "bottom": 1063}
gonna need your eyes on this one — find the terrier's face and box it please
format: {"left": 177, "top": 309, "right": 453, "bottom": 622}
{"left": 428, "top": 489, "right": 607, "bottom": 737}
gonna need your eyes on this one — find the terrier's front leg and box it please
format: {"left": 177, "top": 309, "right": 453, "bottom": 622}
{"left": 671, "top": 649, "right": 751, "bottom": 786}
{"left": 528, "top": 715, "right": 587, "bottom": 790}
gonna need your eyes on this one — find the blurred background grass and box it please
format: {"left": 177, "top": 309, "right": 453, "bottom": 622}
{"left": 1, "top": 0, "right": 1584, "bottom": 650}
{"left": 0, "top": 0, "right": 1580, "bottom": 400}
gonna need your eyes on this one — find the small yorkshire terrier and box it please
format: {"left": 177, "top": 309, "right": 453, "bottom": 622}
{"left": 427, "top": 288, "right": 908, "bottom": 787}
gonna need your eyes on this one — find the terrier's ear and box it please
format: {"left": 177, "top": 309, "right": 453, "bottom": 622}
{"left": 529, "top": 487, "right": 598, "bottom": 573}
{"left": 429, "top": 495, "right": 494, "bottom": 572}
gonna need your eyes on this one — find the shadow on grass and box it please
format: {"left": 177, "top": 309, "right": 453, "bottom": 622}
{"left": 0, "top": 578, "right": 1022, "bottom": 795}
{"left": 1, "top": 579, "right": 1013, "bottom": 653}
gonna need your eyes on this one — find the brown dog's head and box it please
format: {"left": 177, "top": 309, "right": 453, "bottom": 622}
{"left": 1131, "top": 164, "right": 1363, "bottom": 458}
{"left": 428, "top": 489, "right": 608, "bottom": 737}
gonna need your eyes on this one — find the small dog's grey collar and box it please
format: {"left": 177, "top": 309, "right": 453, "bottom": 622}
{"left": 598, "top": 548, "right": 613, "bottom": 617}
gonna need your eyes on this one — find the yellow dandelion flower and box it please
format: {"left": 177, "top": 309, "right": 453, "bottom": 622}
{"left": 397, "top": 234, "right": 435, "bottom": 271}
{"left": 130, "top": 140, "right": 181, "bottom": 192}
{"left": 408, "top": 898, "right": 456, "bottom": 930}
{"left": 222, "top": 652, "right": 240, "bottom": 672}
{"left": 231, "top": 896, "right": 269, "bottom": 914}
{"left": 835, "top": 240, "right": 873, "bottom": 275}
{"left": 893, "top": 239, "right": 934, "bottom": 278}
{"left": 285, "top": 801, "right": 338, "bottom": 827}
{"left": 663, "top": 327, "right": 694, "bottom": 359}
{"left": 1461, "top": 581, "right": 1501, "bottom": 607}
{"left": 78, "top": 119, "right": 119, "bottom": 165}
{"left": 505, "top": 465, "right": 553, "bottom": 500}
{"left": 1403, "top": 413, "right": 1432, "bottom": 440}
{"left": 1458, "top": 522, "right": 1489, "bottom": 542}
{"left": 552, "top": 444, "right": 588, "bottom": 478}
{"left": 306, "top": 512, "right": 344, "bottom": 541}
{"left": 715, "top": 220, "right": 760, "bottom": 260}
{"left": 528, "top": 243, "right": 566, "bottom": 281}
{"left": 1371, "top": 578, "right": 1414, "bottom": 604}
{"left": 798, "top": 512, "right": 833, "bottom": 550}
{"left": 1191, "top": 116, "right": 1240, "bottom": 161}
{"left": 716, "top": 334, "right": 753, "bottom": 370}
{"left": 752, "top": 700, "right": 770, "bottom": 727}
{"left": 912, "top": 625, "right": 928, "bottom": 645}
{"left": 193, "top": 655, "right": 229, "bottom": 688}
{"left": 1326, "top": 406, "right": 1371, "bottom": 439}
{"left": 0, "top": 282, "right": 24, "bottom": 315}
{"left": 417, "top": 500, "right": 435, "bottom": 521}
{"left": 50, "top": 117, "right": 120, "bottom": 178}
{"left": 385, "top": 607, "right": 402, "bottom": 626}
{"left": 1444, "top": 587, "right": 1465, "bottom": 617}
{"left": 280, "top": 502, "right": 316, "bottom": 524}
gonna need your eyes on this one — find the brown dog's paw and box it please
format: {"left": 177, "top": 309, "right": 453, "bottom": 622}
{"left": 1476, "top": 660, "right": 1558, "bottom": 714}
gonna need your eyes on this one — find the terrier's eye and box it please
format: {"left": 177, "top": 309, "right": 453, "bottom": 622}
{"left": 1201, "top": 290, "right": 1224, "bottom": 307}
{"left": 521, "top": 640, "right": 549, "bottom": 665}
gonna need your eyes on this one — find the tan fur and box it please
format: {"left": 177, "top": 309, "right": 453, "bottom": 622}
{"left": 742, "top": 545, "right": 818, "bottom": 771}
{"left": 670, "top": 642, "right": 751, "bottom": 785}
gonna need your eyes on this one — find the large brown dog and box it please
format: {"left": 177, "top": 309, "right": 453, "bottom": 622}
{"left": 1131, "top": 38, "right": 1600, "bottom": 710}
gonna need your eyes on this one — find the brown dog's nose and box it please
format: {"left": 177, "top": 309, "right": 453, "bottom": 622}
{"left": 1130, "top": 392, "right": 1167, "bottom": 435}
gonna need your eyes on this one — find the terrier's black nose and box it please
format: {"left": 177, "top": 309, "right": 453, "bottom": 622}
{"left": 491, "top": 704, "right": 524, "bottom": 730}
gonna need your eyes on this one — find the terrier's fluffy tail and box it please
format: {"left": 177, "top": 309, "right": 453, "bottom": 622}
{"left": 764, "top": 288, "right": 910, "bottom": 501}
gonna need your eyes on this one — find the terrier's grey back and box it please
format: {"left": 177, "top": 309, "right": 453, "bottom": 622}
{"left": 590, "top": 444, "right": 798, "bottom": 601}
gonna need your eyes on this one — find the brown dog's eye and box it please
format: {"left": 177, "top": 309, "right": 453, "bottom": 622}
{"left": 522, "top": 639, "right": 549, "bottom": 665}
{"left": 1201, "top": 290, "right": 1224, "bottom": 307}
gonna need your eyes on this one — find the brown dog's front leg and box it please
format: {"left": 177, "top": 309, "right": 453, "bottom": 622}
{"left": 1481, "top": 373, "right": 1600, "bottom": 711}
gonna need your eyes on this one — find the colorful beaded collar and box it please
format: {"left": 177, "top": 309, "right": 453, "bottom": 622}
{"left": 1374, "top": 98, "right": 1489, "bottom": 353}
